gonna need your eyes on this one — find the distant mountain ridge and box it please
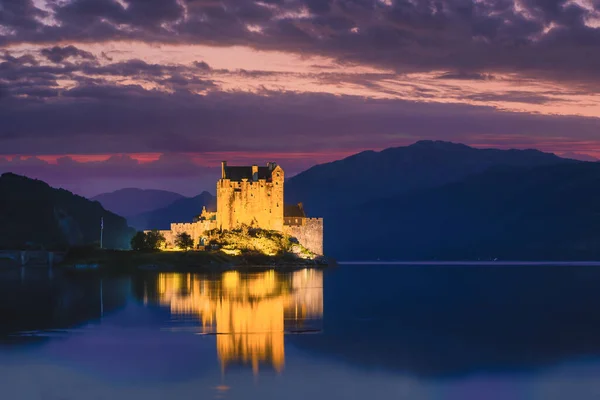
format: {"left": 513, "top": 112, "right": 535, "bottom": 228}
{"left": 92, "top": 188, "right": 185, "bottom": 217}
{"left": 127, "top": 192, "right": 216, "bottom": 231}
{"left": 0, "top": 173, "right": 134, "bottom": 250}
{"left": 327, "top": 162, "right": 600, "bottom": 260}
{"left": 285, "top": 140, "right": 574, "bottom": 217}
{"left": 283, "top": 140, "right": 590, "bottom": 259}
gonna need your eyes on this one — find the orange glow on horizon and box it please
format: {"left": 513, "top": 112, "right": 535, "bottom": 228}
{"left": 2, "top": 145, "right": 599, "bottom": 166}
{"left": 1, "top": 153, "right": 164, "bottom": 164}
{"left": 0, "top": 150, "right": 361, "bottom": 167}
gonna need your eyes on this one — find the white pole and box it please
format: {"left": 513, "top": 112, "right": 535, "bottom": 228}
{"left": 100, "top": 279, "right": 104, "bottom": 317}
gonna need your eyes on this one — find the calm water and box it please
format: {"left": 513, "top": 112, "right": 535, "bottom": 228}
{"left": 2, "top": 264, "right": 600, "bottom": 399}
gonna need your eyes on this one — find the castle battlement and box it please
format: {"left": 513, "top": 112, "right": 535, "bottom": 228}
{"left": 171, "top": 222, "right": 195, "bottom": 229}
{"left": 219, "top": 178, "right": 270, "bottom": 187}
{"left": 148, "top": 161, "right": 323, "bottom": 255}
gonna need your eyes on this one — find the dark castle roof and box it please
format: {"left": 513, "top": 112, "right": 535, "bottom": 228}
{"left": 224, "top": 166, "right": 273, "bottom": 181}
{"left": 284, "top": 203, "right": 306, "bottom": 218}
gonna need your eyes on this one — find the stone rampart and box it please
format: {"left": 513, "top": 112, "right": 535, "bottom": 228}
{"left": 150, "top": 220, "right": 217, "bottom": 249}
{"left": 283, "top": 218, "right": 324, "bottom": 255}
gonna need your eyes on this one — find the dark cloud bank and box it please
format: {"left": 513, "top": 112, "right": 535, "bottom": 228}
{"left": 2, "top": 0, "right": 600, "bottom": 82}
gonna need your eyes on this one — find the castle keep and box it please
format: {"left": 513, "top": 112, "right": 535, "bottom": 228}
{"left": 217, "top": 161, "right": 284, "bottom": 231}
{"left": 155, "top": 162, "right": 324, "bottom": 255}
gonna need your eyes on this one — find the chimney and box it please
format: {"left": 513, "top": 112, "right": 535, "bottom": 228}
{"left": 252, "top": 164, "right": 258, "bottom": 181}
{"left": 221, "top": 161, "right": 227, "bottom": 179}
{"left": 267, "top": 162, "right": 277, "bottom": 171}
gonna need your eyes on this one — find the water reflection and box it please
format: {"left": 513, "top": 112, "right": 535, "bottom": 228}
{"left": 4, "top": 265, "right": 600, "bottom": 399}
{"left": 0, "top": 268, "right": 129, "bottom": 338}
{"left": 141, "top": 269, "right": 323, "bottom": 374}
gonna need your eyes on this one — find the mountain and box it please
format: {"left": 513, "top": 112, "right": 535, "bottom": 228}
{"left": 91, "top": 188, "right": 185, "bottom": 217}
{"left": 128, "top": 192, "right": 216, "bottom": 231}
{"left": 0, "top": 173, "right": 134, "bottom": 250}
{"left": 286, "top": 140, "right": 574, "bottom": 217}
{"left": 327, "top": 162, "right": 600, "bottom": 260}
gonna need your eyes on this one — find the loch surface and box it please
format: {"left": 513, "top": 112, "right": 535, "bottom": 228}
{"left": 2, "top": 264, "right": 600, "bottom": 399}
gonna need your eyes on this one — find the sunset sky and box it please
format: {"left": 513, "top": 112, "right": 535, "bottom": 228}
{"left": 2, "top": 0, "right": 600, "bottom": 196}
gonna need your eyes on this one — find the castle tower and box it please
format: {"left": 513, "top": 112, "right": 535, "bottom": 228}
{"left": 216, "top": 161, "right": 284, "bottom": 231}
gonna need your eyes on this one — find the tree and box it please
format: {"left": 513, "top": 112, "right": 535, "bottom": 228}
{"left": 175, "top": 232, "right": 194, "bottom": 250}
{"left": 130, "top": 231, "right": 148, "bottom": 251}
{"left": 145, "top": 230, "right": 166, "bottom": 250}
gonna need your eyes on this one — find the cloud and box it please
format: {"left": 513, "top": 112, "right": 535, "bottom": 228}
{"left": 436, "top": 72, "right": 495, "bottom": 81}
{"left": 465, "top": 91, "right": 557, "bottom": 105}
{"left": 193, "top": 61, "right": 212, "bottom": 71}
{"left": 40, "top": 45, "right": 96, "bottom": 63}
{"left": 0, "top": 52, "right": 218, "bottom": 101}
{"left": 2, "top": 1, "right": 600, "bottom": 86}
{"left": 2, "top": 41, "right": 600, "bottom": 159}
{"left": 1, "top": 75, "right": 600, "bottom": 157}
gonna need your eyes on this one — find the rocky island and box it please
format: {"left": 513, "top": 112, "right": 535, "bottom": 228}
{"left": 63, "top": 225, "right": 331, "bottom": 272}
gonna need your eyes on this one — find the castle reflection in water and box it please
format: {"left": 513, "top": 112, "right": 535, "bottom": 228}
{"left": 142, "top": 269, "right": 323, "bottom": 374}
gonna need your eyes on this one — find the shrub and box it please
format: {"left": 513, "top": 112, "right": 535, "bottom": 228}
{"left": 175, "top": 232, "right": 194, "bottom": 250}
{"left": 130, "top": 230, "right": 165, "bottom": 251}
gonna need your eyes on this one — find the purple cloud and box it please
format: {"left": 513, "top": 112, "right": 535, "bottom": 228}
{"left": 40, "top": 45, "right": 96, "bottom": 63}
{"left": 1, "top": 1, "right": 599, "bottom": 85}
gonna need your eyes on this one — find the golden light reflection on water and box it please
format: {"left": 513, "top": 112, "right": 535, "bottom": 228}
{"left": 151, "top": 269, "right": 323, "bottom": 374}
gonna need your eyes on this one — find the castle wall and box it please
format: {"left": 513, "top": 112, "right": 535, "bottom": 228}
{"left": 151, "top": 220, "right": 217, "bottom": 249}
{"left": 217, "top": 166, "right": 284, "bottom": 231}
{"left": 156, "top": 230, "right": 174, "bottom": 249}
{"left": 283, "top": 218, "right": 324, "bottom": 255}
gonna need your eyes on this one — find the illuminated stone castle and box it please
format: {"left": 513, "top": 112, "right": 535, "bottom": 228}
{"left": 156, "top": 162, "right": 324, "bottom": 255}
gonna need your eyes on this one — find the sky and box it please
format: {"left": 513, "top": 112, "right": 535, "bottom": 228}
{"left": 1, "top": 0, "right": 600, "bottom": 197}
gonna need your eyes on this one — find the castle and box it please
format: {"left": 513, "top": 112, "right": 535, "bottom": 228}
{"left": 155, "top": 162, "right": 324, "bottom": 255}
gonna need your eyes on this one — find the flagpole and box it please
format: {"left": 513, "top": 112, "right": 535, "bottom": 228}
{"left": 100, "top": 217, "right": 104, "bottom": 249}
{"left": 100, "top": 279, "right": 104, "bottom": 317}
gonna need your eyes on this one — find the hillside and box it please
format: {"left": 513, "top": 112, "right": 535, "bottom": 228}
{"left": 286, "top": 140, "right": 574, "bottom": 217}
{"left": 91, "top": 188, "right": 184, "bottom": 217}
{"left": 128, "top": 192, "right": 216, "bottom": 230}
{"left": 0, "top": 173, "right": 134, "bottom": 250}
{"left": 327, "top": 162, "right": 600, "bottom": 260}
